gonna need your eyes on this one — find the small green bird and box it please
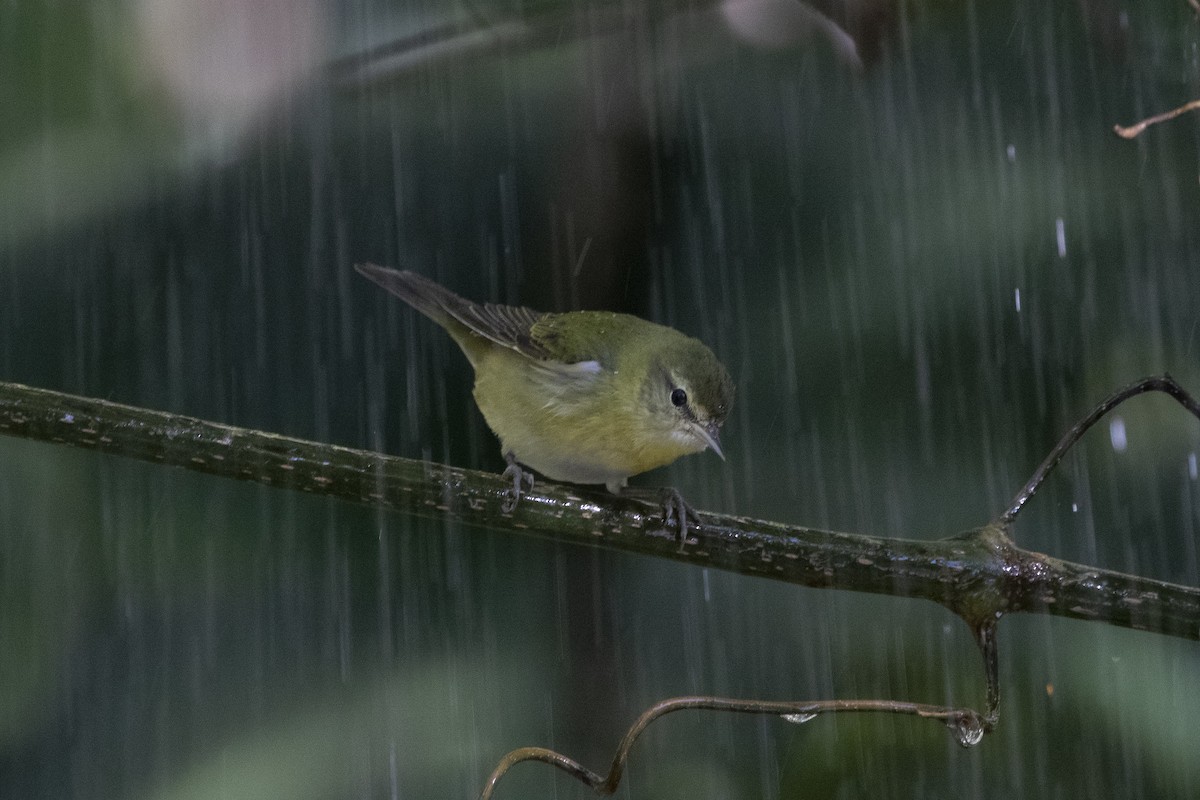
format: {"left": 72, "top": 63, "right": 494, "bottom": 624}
{"left": 356, "top": 263, "right": 734, "bottom": 529}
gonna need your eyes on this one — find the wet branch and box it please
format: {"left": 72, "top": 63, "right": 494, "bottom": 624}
{"left": 0, "top": 378, "right": 1198, "bottom": 642}
{"left": 2, "top": 376, "right": 1198, "bottom": 798}
{"left": 477, "top": 616, "right": 1000, "bottom": 799}
{"left": 479, "top": 695, "right": 989, "bottom": 799}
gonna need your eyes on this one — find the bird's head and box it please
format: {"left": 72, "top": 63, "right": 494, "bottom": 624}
{"left": 638, "top": 337, "right": 735, "bottom": 461}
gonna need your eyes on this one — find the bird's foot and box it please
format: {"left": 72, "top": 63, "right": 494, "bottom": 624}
{"left": 618, "top": 485, "right": 697, "bottom": 547}
{"left": 659, "top": 487, "right": 697, "bottom": 548}
{"left": 501, "top": 453, "right": 534, "bottom": 513}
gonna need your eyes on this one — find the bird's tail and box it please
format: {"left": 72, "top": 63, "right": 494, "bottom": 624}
{"left": 354, "top": 263, "right": 486, "bottom": 362}
{"left": 354, "top": 263, "right": 471, "bottom": 324}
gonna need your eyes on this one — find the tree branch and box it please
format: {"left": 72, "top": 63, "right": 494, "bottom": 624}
{"left": 479, "top": 695, "right": 989, "bottom": 799}
{"left": 0, "top": 380, "right": 1197, "bottom": 641}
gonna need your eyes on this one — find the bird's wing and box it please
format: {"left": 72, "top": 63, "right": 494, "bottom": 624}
{"left": 455, "top": 307, "right": 621, "bottom": 377}
{"left": 460, "top": 307, "right": 608, "bottom": 397}
{"left": 450, "top": 302, "right": 558, "bottom": 361}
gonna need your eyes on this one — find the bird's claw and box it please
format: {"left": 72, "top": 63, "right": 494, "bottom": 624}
{"left": 659, "top": 487, "right": 697, "bottom": 548}
{"left": 501, "top": 454, "right": 534, "bottom": 513}
{"left": 616, "top": 485, "right": 697, "bottom": 547}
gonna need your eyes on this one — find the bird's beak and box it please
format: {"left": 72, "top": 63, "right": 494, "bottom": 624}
{"left": 692, "top": 420, "right": 725, "bottom": 460}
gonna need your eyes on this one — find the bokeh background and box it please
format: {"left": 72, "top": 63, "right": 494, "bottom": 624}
{"left": 3, "top": 0, "right": 1200, "bottom": 797}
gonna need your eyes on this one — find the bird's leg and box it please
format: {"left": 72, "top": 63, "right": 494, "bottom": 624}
{"left": 659, "top": 487, "right": 695, "bottom": 540}
{"left": 613, "top": 484, "right": 697, "bottom": 546}
{"left": 501, "top": 452, "right": 534, "bottom": 513}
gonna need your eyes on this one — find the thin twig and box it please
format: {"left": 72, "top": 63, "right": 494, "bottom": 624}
{"left": 479, "top": 695, "right": 989, "bottom": 799}
{"left": 1113, "top": 98, "right": 1200, "bottom": 139}
{"left": 999, "top": 374, "right": 1200, "bottom": 524}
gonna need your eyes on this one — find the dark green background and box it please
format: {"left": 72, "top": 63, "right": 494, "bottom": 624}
{"left": 2, "top": 1, "right": 1199, "bottom": 797}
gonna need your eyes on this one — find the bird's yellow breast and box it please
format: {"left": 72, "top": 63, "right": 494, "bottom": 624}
{"left": 470, "top": 346, "right": 701, "bottom": 488}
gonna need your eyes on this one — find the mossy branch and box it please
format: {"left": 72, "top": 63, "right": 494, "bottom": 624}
{"left": 0, "top": 378, "right": 1197, "bottom": 642}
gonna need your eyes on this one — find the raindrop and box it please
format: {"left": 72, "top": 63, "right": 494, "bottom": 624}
{"left": 1189, "top": 452, "right": 1197, "bottom": 479}
{"left": 1109, "top": 417, "right": 1127, "bottom": 452}
{"left": 1013, "top": 288, "right": 1021, "bottom": 312}
{"left": 951, "top": 715, "right": 986, "bottom": 748}
{"left": 1055, "top": 218, "right": 1067, "bottom": 259}
{"left": 1006, "top": 144, "right": 1016, "bottom": 162}
{"left": 1071, "top": 502, "right": 1078, "bottom": 513}
{"left": 781, "top": 712, "right": 818, "bottom": 725}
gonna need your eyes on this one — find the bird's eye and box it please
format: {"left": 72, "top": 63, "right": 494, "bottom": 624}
{"left": 670, "top": 388, "right": 688, "bottom": 407}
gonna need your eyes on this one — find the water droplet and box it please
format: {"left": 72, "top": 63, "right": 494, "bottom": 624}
{"left": 781, "top": 712, "right": 818, "bottom": 725}
{"left": 1189, "top": 452, "right": 1197, "bottom": 480}
{"left": 1055, "top": 218, "right": 1067, "bottom": 258}
{"left": 1006, "top": 144, "right": 1016, "bottom": 162}
{"left": 1109, "top": 417, "right": 1127, "bottom": 452}
{"left": 1013, "top": 288, "right": 1021, "bottom": 312}
{"left": 950, "top": 715, "right": 985, "bottom": 747}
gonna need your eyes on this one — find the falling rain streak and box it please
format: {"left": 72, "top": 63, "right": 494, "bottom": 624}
{"left": 1, "top": 1, "right": 1199, "bottom": 799}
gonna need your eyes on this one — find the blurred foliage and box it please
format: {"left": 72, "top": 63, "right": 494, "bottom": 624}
{"left": 2, "top": 0, "right": 1200, "bottom": 798}
{"left": 0, "top": 2, "right": 177, "bottom": 247}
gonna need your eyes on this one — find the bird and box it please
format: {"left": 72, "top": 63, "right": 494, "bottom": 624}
{"left": 355, "top": 263, "right": 734, "bottom": 533}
